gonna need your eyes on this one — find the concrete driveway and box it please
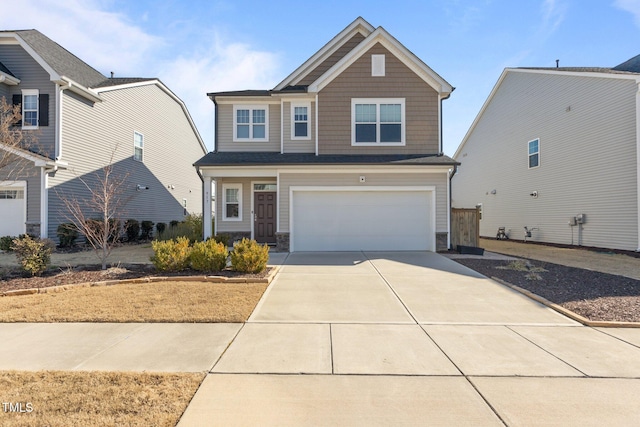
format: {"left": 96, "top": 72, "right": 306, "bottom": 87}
{"left": 179, "top": 251, "right": 640, "bottom": 426}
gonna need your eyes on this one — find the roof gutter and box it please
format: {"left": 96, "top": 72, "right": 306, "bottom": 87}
{"left": 0, "top": 73, "right": 20, "bottom": 85}
{"left": 57, "top": 76, "right": 102, "bottom": 103}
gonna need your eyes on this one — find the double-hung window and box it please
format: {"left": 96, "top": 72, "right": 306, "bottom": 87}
{"left": 222, "top": 183, "right": 242, "bottom": 221}
{"left": 22, "top": 89, "right": 39, "bottom": 129}
{"left": 528, "top": 138, "right": 540, "bottom": 168}
{"left": 291, "top": 102, "right": 310, "bottom": 140}
{"left": 134, "top": 131, "right": 144, "bottom": 162}
{"left": 234, "top": 106, "right": 268, "bottom": 141}
{"left": 352, "top": 98, "right": 405, "bottom": 145}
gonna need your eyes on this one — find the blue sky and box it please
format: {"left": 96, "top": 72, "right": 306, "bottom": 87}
{"left": 2, "top": 0, "right": 639, "bottom": 155}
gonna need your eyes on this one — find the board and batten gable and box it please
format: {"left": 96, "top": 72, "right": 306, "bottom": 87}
{"left": 452, "top": 69, "right": 639, "bottom": 251}
{"left": 48, "top": 83, "right": 205, "bottom": 238}
{"left": 215, "top": 101, "right": 280, "bottom": 152}
{"left": 317, "top": 43, "right": 440, "bottom": 155}
{"left": 0, "top": 44, "right": 56, "bottom": 158}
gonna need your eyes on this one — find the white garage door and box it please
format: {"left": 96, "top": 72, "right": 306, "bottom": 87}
{"left": 0, "top": 184, "right": 26, "bottom": 237}
{"left": 291, "top": 189, "right": 433, "bottom": 251}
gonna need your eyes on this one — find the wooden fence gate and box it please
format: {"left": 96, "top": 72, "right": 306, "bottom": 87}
{"left": 451, "top": 207, "right": 480, "bottom": 249}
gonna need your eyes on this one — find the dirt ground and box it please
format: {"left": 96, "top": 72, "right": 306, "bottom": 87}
{"left": 479, "top": 238, "right": 640, "bottom": 281}
{"left": 0, "top": 244, "right": 154, "bottom": 268}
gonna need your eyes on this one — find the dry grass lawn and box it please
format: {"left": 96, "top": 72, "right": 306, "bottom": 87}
{"left": 0, "top": 370, "right": 204, "bottom": 426}
{"left": 0, "top": 281, "right": 268, "bottom": 322}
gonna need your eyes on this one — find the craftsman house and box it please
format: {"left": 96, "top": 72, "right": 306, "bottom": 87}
{"left": 196, "top": 17, "right": 457, "bottom": 252}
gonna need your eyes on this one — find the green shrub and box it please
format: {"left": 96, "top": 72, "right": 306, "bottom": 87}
{"left": 140, "top": 221, "right": 154, "bottom": 240}
{"left": 125, "top": 219, "right": 140, "bottom": 242}
{"left": 169, "top": 220, "right": 180, "bottom": 228}
{"left": 214, "top": 233, "right": 231, "bottom": 247}
{"left": 230, "top": 238, "right": 269, "bottom": 273}
{"left": 190, "top": 239, "right": 228, "bottom": 272}
{"left": 11, "top": 235, "right": 53, "bottom": 276}
{"left": 150, "top": 237, "right": 191, "bottom": 272}
{"left": 0, "top": 236, "right": 15, "bottom": 252}
{"left": 85, "top": 218, "right": 121, "bottom": 246}
{"left": 156, "top": 222, "right": 166, "bottom": 235}
{"left": 56, "top": 223, "right": 79, "bottom": 248}
{"left": 183, "top": 213, "right": 203, "bottom": 236}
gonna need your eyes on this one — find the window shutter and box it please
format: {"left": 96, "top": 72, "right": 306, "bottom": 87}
{"left": 38, "top": 94, "right": 49, "bottom": 126}
{"left": 12, "top": 94, "right": 22, "bottom": 127}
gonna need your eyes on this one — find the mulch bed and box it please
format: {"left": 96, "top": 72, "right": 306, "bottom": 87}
{"left": 454, "top": 258, "right": 640, "bottom": 323}
{"left": 0, "top": 265, "right": 272, "bottom": 294}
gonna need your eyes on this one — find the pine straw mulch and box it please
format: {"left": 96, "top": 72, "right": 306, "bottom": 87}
{"left": 454, "top": 258, "right": 640, "bottom": 323}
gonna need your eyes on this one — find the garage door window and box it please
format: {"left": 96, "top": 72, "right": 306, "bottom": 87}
{"left": 0, "top": 189, "right": 23, "bottom": 199}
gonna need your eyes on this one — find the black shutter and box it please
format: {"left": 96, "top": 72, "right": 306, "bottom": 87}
{"left": 12, "top": 94, "right": 22, "bottom": 127}
{"left": 38, "top": 94, "right": 49, "bottom": 126}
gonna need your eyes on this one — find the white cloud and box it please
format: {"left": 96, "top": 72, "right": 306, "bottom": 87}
{"left": 539, "top": 0, "right": 567, "bottom": 38}
{"left": 614, "top": 0, "right": 640, "bottom": 27}
{"left": 0, "top": 0, "right": 282, "bottom": 151}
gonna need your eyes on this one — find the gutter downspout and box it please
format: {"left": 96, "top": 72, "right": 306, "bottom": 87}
{"left": 448, "top": 165, "right": 458, "bottom": 250}
{"left": 55, "top": 81, "right": 70, "bottom": 160}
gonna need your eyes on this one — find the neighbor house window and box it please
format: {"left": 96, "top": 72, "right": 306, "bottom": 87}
{"left": 22, "top": 89, "right": 39, "bottom": 129}
{"left": 222, "top": 183, "right": 242, "bottom": 221}
{"left": 234, "top": 106, "right": 268, "bottom": 141}
{"left": 134, "top": 132, "right": 144, "bottom": 162}
{"left": 352, "top": 98, "right": 405, "bottom": 145}
{"left": 291, "top": 102, "right": 310, "bottom": 140}
{"left": 528, "top": 138, "right": 539, "bottom": 168}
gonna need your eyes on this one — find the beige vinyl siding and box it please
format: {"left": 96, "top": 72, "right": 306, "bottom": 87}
{"left": 278, "top": 171, "right": 448, "bottom": 233}
{"left": 214, "top": 177, "right": 274, "bottom": 233}
{"left": 452, "top": 71, "right": 638, "bottom": 251}
{"left": 216, "top": 103, "right": 280, "bottom": 152}
{"left": 283, "top": 101, "right": 315, "bottom": 153}
{"left": 0, "top": 45, "right": 56, "bottom": 158}
{"left": 317, "top": 43, "right": 439, "bottom": 155}
{"left": 297, "top": 33, "right": 366, "bottom": 86}
{"left": 48, "top": 85, "right": 205, "bottom": 239}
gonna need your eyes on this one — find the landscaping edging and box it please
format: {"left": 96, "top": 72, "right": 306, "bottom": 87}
{"left": 1, "top": 266, "right": 280, "bottom": 298}
{"left": 491, "top": 276, "right": 640, "bottom": 328}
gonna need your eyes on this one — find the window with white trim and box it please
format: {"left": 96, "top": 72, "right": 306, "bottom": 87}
{"left": 222, "top": 183, "right": 242, "bottom": 221}
{"left": 22, "top": 89, "right": 39, "bottom": 129}
{"left": 234, "top": 105, "right": 268, "bottom": 141}
{"left": 528, "top": 138, "right": 539, "bottom": 168}
{"left": 134, "top": 131, "right": 144, "bottom": 162}
{"left": 291, "top": 102, "right": 310, "bottom": 140}
{"left": 352, "top": 98, "right": 405, "bottom": 145}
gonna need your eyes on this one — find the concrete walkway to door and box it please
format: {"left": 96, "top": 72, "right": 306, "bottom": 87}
{"left": 179, "top": 251, "right": 640, "bottom": 426}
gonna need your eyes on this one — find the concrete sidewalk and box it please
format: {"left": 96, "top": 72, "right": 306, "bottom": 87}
{"left": 2, "top": 251, "right": 640, "bottom": 425}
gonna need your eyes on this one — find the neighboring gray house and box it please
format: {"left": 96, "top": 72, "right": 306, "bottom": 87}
{"left": 0, "top": 30, "right": 207, "bottom": 239}
{"left": 195, "top": 17, "right": 457, "bottom": 252}
{"left": 452, "top": 56, "right": 640, "bottom": 252}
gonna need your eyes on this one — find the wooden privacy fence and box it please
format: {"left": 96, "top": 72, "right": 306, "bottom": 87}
{"left": 451, "top": 207, "right": 480, "bottom": 249}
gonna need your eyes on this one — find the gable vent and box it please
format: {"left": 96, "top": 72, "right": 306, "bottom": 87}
{"left": 372, "top": 54, "right": 385, "bottom": 77}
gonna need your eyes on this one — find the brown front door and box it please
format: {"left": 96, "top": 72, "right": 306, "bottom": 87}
{"left": 254, "top": 192, "right": 276, "bottom": 244}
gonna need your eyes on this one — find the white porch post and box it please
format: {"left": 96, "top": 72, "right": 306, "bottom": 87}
{"left": 40, "top": 167, "right": 48, "bottom": 238}
{"left": 203, "top": 176, "right": 213, "bottom": 239}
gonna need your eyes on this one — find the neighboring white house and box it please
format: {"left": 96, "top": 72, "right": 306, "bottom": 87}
{"left": 452, "top": 55, "right": 640, "bottom": 252}
{"left": 0, "top": 30, "right": 207, "bottom": 240}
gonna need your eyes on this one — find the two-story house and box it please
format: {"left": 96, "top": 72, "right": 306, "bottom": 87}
{"left": 452, "top": 56, "right": 640, "bottom": 252}
{"left": 0, "top": 29, "right": 207, "bottom": 240}
{"left": 195, "top": 18, "right": 457, "bottom": 252}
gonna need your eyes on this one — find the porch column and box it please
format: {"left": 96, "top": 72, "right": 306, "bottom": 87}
{"left": 203, "top": 176, "right": 213, "bottom": 239}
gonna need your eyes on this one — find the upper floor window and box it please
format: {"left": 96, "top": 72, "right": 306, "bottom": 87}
{"left": 134, "top": 131, "right": 144, "bottom": 162}
{"left": 291, "top": 102, "right": 310, "bottom": 140}
{"left": 528, "top": 138, "right": 539, "bottom": 168}
{"left": 352, "top": 98, "right": 405, "bottom": 146}
{"left": 234, "top": 105, "right": 268, "bottom": 141}
{"left": 22, "top": 89, "right": 39, "bottom": 129}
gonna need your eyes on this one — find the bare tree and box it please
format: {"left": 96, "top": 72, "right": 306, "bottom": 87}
{"left": 58, "top": 146, "right": 130, "bottom": 270}
{"left": 0, "top": 96, "right": 39, "bottom": 179}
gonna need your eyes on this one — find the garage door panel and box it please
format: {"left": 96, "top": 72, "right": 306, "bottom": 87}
{"left": 0, "top": 185, "right": 26, "bottom": 237}
{"left": 292, "top": 190, "right": 433, "bottom": 251}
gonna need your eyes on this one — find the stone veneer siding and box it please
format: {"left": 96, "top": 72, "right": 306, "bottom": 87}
{"left": 276, "top": 232, "right": 290, "bottom": 252}
{"left": 436, "top": 232, "right": 448, "bottom": 252}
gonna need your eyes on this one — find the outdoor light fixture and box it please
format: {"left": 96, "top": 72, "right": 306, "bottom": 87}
{"left": 136, "top": 184, "right": 149, "bottom": 191}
